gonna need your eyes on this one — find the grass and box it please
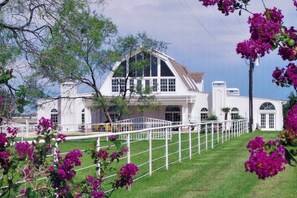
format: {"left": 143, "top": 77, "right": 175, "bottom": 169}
{"left": 107, "top": 131, "right": 297, "bottom": 198}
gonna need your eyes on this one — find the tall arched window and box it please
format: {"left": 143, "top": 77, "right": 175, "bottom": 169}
{"left": 81, "top": 109, "right": 85, "bottom": 124}
{"left": 259, "top": 102, "right": 276, "bottom": 129}
{"left": 231, "top": 107, "right": 239, "bottom": 119}
{"left": 200, "top": 107, "right": 208, "bottom": 121}
{"left": 51, "top": 109, "right": 58, "bottom": 124}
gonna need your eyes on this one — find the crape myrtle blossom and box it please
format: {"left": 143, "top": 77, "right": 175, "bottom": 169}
{"left": 115, "top": 163, "right": 139, "bottom": 189}
{"left": 284, "top": 104, "right": 297, "bottom": 134}
{"left": 272, "top": 63, "right": 297, "bottom": 89}
{"left": 244, "top": 137, "right": 287, "bottom": 179}
{"left": 36, "top": 117, "right": 54, "bottom": 134}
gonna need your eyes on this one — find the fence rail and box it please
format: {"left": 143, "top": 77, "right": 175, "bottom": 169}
{"left": 1, "top": 119, "right": 248, "bottom": 192}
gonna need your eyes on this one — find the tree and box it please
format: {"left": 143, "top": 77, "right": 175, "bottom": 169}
{"left": 32, "top": 2, "right": 166, "bottom": 123}
{"left": 0, "top": 0, "right": 106, "bottom": 123}
{"left": 221, "top": 107, "right": 230, "bottom": 120}
{"left": 283, "top": 91, "right": 297, "bottom": 121}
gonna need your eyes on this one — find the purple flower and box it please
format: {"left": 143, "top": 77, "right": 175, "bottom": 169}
{"left": 108, "top": 135, "right": 116, "bottom": 141}
{"left": 91, "top": 190, "right": 105, "bottom": 198}
{"left": 57, "top": 134, "right": 66, "bottom": 143}
{"left": 115, "top": 163, "right": 139, "bottom": 189}
{"left": 245, "top": 137, "right": 287, "bottom": 179}
{"left": 7, "top": 127, "right": 18, "bottom": 137}
{"left": 97, "top": 149, "right": 109, "bottom": 160}
{"left": 56, "top": 149, "right": 82, "bottom": 180}
{"left": 15, "top": 142, "right": 34, "bottom": 160}
{"left": 110, "top": 152, "right": 118, "bottom": 160}
{"left": 285, "top": 104, "right": 297, "bottom": 134}
{"left": 0, "top": 133, "right": 7, "bottom": 147}
{"left": 19, "top": 188, "right": 27, "bottom": 195}
{"left": 85, "top": 175, "right": 102, "bottom": 190}
{"left": 36, "top": 117, "right": 54, "bottom": 134}
{"left": 119, "top": 146, "right": 129, "bottom": 157}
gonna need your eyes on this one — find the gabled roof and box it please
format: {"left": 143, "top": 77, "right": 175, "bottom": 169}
{"left": 168, "top": 58, "right": 204, "bottom": 91}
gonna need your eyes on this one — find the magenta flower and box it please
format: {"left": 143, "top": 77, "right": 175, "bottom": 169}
{"left": 0, "top": 133, "right": 7, "bottom": 147}
{"left": 97, "top": 149, "right": 109, "bottom": 160}
{"left": 36, "top": 117, "right": 54, "bottom": 134}
{"left": 245, "top": 137, "right": 287, "bottom": 179}
{"left": 7, "top": 127, "right": 18, "bottom": 137}
{"left": 91, "top": 191, "right": 105, "bottom": 198}
{"left": 57, "top": 134, "right": 66, "bottom": 143}
{"left": 115, "top": 163, "right": 139, "bottom": 189}
{"left": 108, "top": 135, "right": 116, "bottom": 141}
{"left": 284, "top": 104, "right": 297, "bottom": 134}
{"left": 119, "top": 146, "right": 129, "bottom": 157}
{"left": 15, "top": 142, "right": 34, "bottom": 160}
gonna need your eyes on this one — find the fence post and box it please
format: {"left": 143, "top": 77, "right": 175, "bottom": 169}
{"left": 26, "top": 120, "right": 29, "bottom": 138}
{"left": 149, "top": 130, "right": 152, "bottom": 176}
{"left": 96, "top": 137, "right": 101, "bottom": 176}
{"left": 216, "top": 122, "right": 219, "bottom": 145}
{"left": 178, "top": 126, "right": 182, "bottom": 163}
{"left": 53, "top": 140, "right": 58, "bottom": 163}
{"left": 217, "top": 122, "right": 220, "bottom": 145}
{"left": 198, "top": 124, "right": 201, "bottom": 154}
{"left": 189, "top": 125, "right": 192, "bottom": 159}
{"left": 165, "top": 127, "right": 169, "bottom": 170}
{"left": 127, "top": 133, "right": 131, "bottom": 164}
{"left": 211, "top": 122, "right": 214, "bottom": 149}
{"left": 205, "top": 123, "right": 208, "bottom": 151}
{"left": 222, "top": 122, "right": 224, "bottom": 143}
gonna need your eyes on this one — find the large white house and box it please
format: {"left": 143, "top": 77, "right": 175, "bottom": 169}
{"left": 37, "top": 50, "right": 285, "bottom": 131}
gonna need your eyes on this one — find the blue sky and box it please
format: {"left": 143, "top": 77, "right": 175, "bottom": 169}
{"left": 100, "top": 0, "right": 296, "bottom": 100}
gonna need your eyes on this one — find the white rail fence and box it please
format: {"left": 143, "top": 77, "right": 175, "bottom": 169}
{"left": 61, "top": 119, "right": 247, "bottom": 192}
{"left": 1, "top": 119, "right": 248, "bottom": 192}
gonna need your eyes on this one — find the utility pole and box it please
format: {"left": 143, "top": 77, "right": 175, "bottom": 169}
{"left": 248, "top": 58, "right": 255, "bottom": 132}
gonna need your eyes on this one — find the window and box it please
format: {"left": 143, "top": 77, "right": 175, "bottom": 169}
{"left": 168, "top": 79, "right": 176, "bottom": 92}
{"left": 153, "top": 79, "right": 158, "bottom": 92}
{"left": 165, "top": 106, "right": 181, "bottom": 123}
{"left": 145, "top": 79, "right": 150, "bottom": 92}
{"left": 129, "top": 79, "right": 135, "bottom": 92}
{"left": 112, "top": 79, "right": 119, "bottom": 92}
{"left": 160, "top": 78, "right": 175, "bottom": 92}
{"left": 269, "top": 114, "right": 275, "bottom": 129}
{"left": 120, "top": 79, "right": 125, "bottom": 92}
{"left": 161, "top": 79, "right": 168, "bottom": 92}
{"left": 161, "top": 60, "right": 174, "bottom": 76}
{"left": 136, "top": 79, "right": 142, "bottom": 93}
{"left": 231, "top": 107, "right": 239, "bottom": 119}
{"left": 81, "top": 109, "right": 85, "bottom": 124}
{"left": 201, "top": 107, "right": 208, "bottom": 121}
{"left": 151, "top": 56, "right": 158, "bottom": 76}
{"left": 260, "top": 114, "right": 266, "bottom": 128}
{"left": 51, "top": 109, "right": 58, "bottom": 124}
{"left": 260, "top": 102, "right": 275, "bottom": 110}
{"left": 113, "top": 61, "right": 126, "bottom": 77}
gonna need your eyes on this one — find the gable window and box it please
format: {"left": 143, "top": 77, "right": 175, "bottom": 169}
{"left": 200, "top": 107, "right": 208, "bottom": 121}
{"left": 161, "top": 79, "right": 168, "bottom": 92}
{"left": 161, "top": 60, "right": 174, "bottom": 76}
{"left": 151, "top": 56, "right": 158, "bottom": 76}
{"left": 231, "top": 107, "right": 239, "bottom": 119}
{"left": 260, "top": 102, "right": 275, "bottom": 110}
{"left": 51, "top": 109, "right": 58, "bottom": 124}
{"left": 168, "top": 79, "right": 176, "bottom": 91}
{"left": 129, "top": 79, "right": 135, "bottom": 92}
{"left": 112, "top": 79, "right": 119, "bottom": 92}
{"left": 153, "top": 79, "right": 158, "bottom": 92}
{"left": 81, "top": 109, "right": 85, "bottom": 124}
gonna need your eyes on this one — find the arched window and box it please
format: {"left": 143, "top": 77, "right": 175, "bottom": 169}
{"left": 51, "top": 109, "right": 58, "bottom": 124}
{"left": 165, "top": 106, "right": 181, "bottom": 123}
{"left": 231, "top": 107, "right": 239, "bottom": 119}
{"left": 81, "top": 109, "right": 85, "bottom": 124}
{"left": 201, "top": 107, "right": 208, "bottom": 121}
{"left": 260, "top": 102, "right": 275, "bottom": 110}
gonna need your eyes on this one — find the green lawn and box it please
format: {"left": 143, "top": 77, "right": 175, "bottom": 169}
{"left": 108, "top": 131, "right": 297, "bottom": 198}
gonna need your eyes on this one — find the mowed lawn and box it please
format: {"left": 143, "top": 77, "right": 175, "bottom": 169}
{"left": 111, "top": 131, "right": 297, "bottom": 198}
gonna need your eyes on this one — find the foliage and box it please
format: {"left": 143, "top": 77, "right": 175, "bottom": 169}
{"left": 199, "top": 0, "right": 297, "bottom": 179}
{"left": 283, "top": 91, "right": 297, "bottom": 120}
{"left": 0, "top": 118, "right": 139, "bottom": 197}
{"left": 206, "top": 114, "right": 218, "bottom": 121}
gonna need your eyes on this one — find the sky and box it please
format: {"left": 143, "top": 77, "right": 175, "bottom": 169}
{"left": 97, "top": 0, "right": 297, "bottom": 100}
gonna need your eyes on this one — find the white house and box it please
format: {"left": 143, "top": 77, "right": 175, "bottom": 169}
{"left": 37, "top": 50, "right": 284, "bottom": 131}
